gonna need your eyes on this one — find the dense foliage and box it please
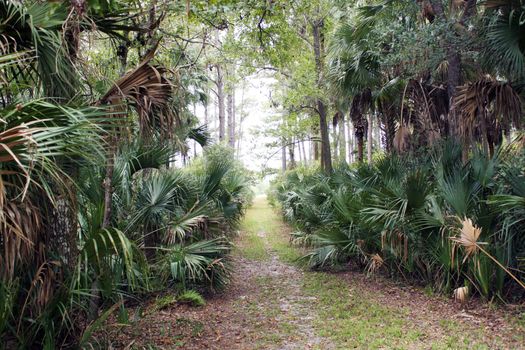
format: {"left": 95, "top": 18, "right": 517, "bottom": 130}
{"left": 0, "top": 1, "right": 253, "bottom": 348}
{"left": 270, "top": 139, "right": 525, "bottom": 301}
{"left": 2, "top": 0, "right": 525, "bottom": 347}
{"left": 261, "top": 0, "right": 525, "bottom": 306}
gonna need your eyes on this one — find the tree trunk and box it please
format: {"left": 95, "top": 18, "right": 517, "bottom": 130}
{"left": 216, "top": 64, "right": 225, "bottom": 142}
{"left": 428, "top": 0, "right": 477, "bottom": 136}
{"left": 313, "top": 129, "right": 320, "bottom": 161}
{"left": 288, "top": 137, "right": 296, "bottom": 169}
{"left": 374, "top": 115, "right": 381, "bottom": 151}
{"left": 102, "top": 150, "right": 114, "bottom": 229}
{"left": 204, "top": 100, "right": 208, "bottom": 125}
{"left": 332, "top": 114, "right": 339, "bottom": 162}
{"left": 339, "top": 114, "right": 346, "bottom": 162}
{"left": 347, "top": 118, "right": 353, "bottom": 163}
{"left": 302, "top": 140, "right": 307, "bottom": 165}
{"left": 281, "top": 137, "right": 287, "bottom": 172}
{"left": 227, "top": 90, "right": 235, "bottom": 148}
{"left": 357, "top": 134, "right": 364, "bottom": 162}
{"left": 237, "top": 81, "right": 246, "bottom": 157}
{"left": 367, "top": 114, "right": 373, "bottom": 163}
{"left": 297, "top": 140, "right": 302, "bottom": 163}
{"left": 312, "top": 18, "right": 332, "bottom": 173}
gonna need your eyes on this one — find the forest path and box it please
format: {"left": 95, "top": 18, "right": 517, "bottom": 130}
{"left": 107, "top": 196, "right": 524, "bottom": 349}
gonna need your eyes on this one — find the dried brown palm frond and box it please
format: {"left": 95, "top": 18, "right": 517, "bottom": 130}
{"left": 0, "top": 122, "right": 47, "bottom": 281}
{"left": 452, "top": 218, "right": 482, "bottom": 261}
{"left": 0, "top": 200, "right": 42, "bottom": 280}
{"left": 451, "top": 217, "right": 525, "bottom": 290}
{"left": 381, "top": 230, "right": 409, "bottom": 262}
{"left": 417, "top": 0, "right": 436, "bottom": 22}
{"left": 403, "top": 80, "right": 449, "bottom": 148}
{"left": 393, "top": 124, "right": 410, "bottom": 152}
{"left": 366, "top": 253, "right": 384, "bottom": 275}
{"left": 100, "top": 48, "right": 177, "bottom": 139}
{"left": 454, "top": 77, "right": 522, "bottom": 154}
{"left": 17, "top": 259, "right": 61, "bottom": 333}
{"left": 453, "top": 286, "right": 469, "bottom": 304}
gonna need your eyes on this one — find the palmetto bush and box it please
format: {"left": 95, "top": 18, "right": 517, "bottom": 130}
{"left": 0, "top": 1, "right": 253, "bottom": 347}
{"left": 272, "top": 140, "right": 525, "bottom": 301}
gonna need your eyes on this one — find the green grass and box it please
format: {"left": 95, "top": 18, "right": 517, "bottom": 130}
{"left": 237, "top": 196, "right": 304, "bottom": 263}
{"left": 153, "top": 294, "right": 178, "bottom": 311}
{"left": 177, "top": 290, "right": 206, "bottom": 307}
{"left": 302, "top": 272, "right": 424, "bottom": 349}
{"left": 266, "top": 223, "right": 304, "bottom": 264}
{"left": 235, "top": 197, "right": 272, "bottom": 260}
{"left": 237, "top": 197, "right": 515, "bottom": 349}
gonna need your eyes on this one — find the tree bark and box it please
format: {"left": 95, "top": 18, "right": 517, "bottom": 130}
{"left": 237, "top": 81, "right": 246, "bottom": 157}
{"left": 332, "top": 114, "right": 339, "bottom": 161}
{"left": 347, "top": 118, "right": 353, "bottom": 163}
{"left": 281, "top": 138, "right": 287, "bottom": 172}
{"left": 288, "top": 137, "right": 296, "bottom": 169}
{"left": 102, "top": 149, "right": 114, "bottom": 229}
{"left": 302, "top": 140, "right": 307, "bottom": 165}
{"left": 357, "top": 135, "right": 364, "bottom": 162}
{"left": 428, "top": 0, "right": 477, "bottom": 136}
{"left": 227, "top": 88, "right": 235, "bottom": 148}
{"left": 367, "top": 114, "right": 373, "bottom": 163}
{"left": 313, "top": 127, "right": 320, "bottom": 161}
{"left": 374, "top": 115, "right": 381, "bottom": 151}
{"left": 216, "top": 64, "right": 225, "bottom": 142}
{"left": 297, "top": 140, "right": 302, "bottom": 163}
{"left": 312, "top": 18, "right": 332, "bottom": 173}
{"left": 339, "top": 114, "right": 346, "bottom": 162}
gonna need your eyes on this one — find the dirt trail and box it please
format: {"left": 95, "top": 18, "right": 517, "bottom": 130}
{"left": 105, "top": 197, "right": 525, "bottom": 350}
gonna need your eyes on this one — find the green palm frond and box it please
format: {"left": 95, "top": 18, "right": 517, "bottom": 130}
{"left": 1, "top": 100, "right": 109, "bottom": 202}
{"left": 0, "top": 1, "right": 79, "bottom": 98}
{"left": 161, "top": 237, "right": 231, "bottom": 291}
{"left": 307, "top": 226, "right": 359, "bottom": 268}
{"left": 129, "top": 170, "right": 192, "bottom": 232}
{"left": 188, "top": 125, "right": 211, "bottom": 147}
{"left": 482, "top": 1, "right": 525, "bottom": 78}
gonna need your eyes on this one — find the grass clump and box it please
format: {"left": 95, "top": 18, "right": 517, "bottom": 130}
{"left": 177, "top": 290, "right": 206, "bottom": 307}
{"left": 153, "top": 295, "right": 178, "bottom": 311}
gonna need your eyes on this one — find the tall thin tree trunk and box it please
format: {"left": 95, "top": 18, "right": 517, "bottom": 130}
{"left": 332, "top": 114, "right": 339, "bottom": 162}
{"left": 204, "top": 86, "right": 209, "bottom": 125}
{"left": 297, "top": 141, "right": 303, "bottom": 164}
{"left": 367, "top": 114, "right": 373, "bottom": 163}
{"left": 281, "top": 138, "right": 287, "bottom": 172}
{"left": 216, "top": 64, "right": 225, "bottom": 142}
{"left": 347, "top": 118, "right": 353, "bottom": 163}
{"left": 289, "top": 137, "right": 296, "bottom": 169}
{"left": 357, "top": 136, "right": 364, "bottom": 162}
{"left": 312, "top": 18, "right": 332, "bottom": 173}
{"left": 313, "top": 129, "right": 320, "bottom": 161}
{"left": 339, "top": 115, "right": 346, "bottom": 162}
{"left": 237, "top": 81, "right": 245, "bottom": 157}
{"left": 302, "top": 140, "right": 307, "bottom": 165}
{"left": 227, "top": 88, "right": 235, "bottom": 149}
{"left": 374, "top": 115, "right": 381, "bottom": 151}
{"left": 214, "top": 95, "right": 218, "bottom": 137}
